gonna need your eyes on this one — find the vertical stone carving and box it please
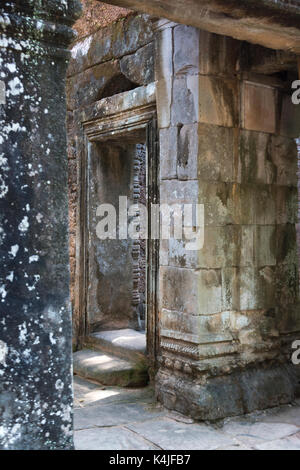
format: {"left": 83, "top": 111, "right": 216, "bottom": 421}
{"left": 132, "top": 143, "right": 147, "bottom": 330}
{"left": 0, "top": 0, "right": 80, "bottom": 450}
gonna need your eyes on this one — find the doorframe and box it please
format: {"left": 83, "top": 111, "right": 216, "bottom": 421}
{"left": 74, "top": 84, "right": 160, "bottom": 373}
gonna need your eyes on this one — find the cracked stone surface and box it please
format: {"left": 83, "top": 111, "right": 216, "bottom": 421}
{"left": 74, "top": 377, "right": 300, "bottom": 450}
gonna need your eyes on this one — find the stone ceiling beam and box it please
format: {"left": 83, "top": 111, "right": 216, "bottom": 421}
{"left": 101, "top": 0, "right": 300, "bottom": 53}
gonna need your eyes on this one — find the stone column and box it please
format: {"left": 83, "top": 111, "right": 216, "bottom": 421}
{"left": 154, "top": 21, "right": 300, "bottom": 420}
{"left": 0, "top": 1, "right": 81, "bottom": 449}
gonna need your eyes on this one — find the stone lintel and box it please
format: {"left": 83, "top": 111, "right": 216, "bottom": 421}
{"left": 101, "top": 0, "right": 300, "bottom": 53}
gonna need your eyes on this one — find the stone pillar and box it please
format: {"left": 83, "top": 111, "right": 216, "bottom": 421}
{"left": 0, "top": 1, "right": 81, "bottom": 449}
{"left": 154, "top": 21, "right": 300, "bottom": 420}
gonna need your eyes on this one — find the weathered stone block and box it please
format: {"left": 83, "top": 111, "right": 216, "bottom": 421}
{"left": 276, "top": 186, "right": 298, "bottom": 224}
{"left": 198, "top": 269, "right": 222, "bottom": 315}
{"left": 120, "top": 42, "right": 154, "bottom": 85}
{"left": 254, "top": 225, "right": 277, "bottom": 267}
{"left": 272, "top": 135, "right": 298, "bottom": 187}
{"left": 240, "top": 367, "right": 294, "bottom": 414}
{"left": 197, "top": 226, "right": 240, "bottom": 269}
{"left": 67, "top": 60, "right": 121, "bottom": 110}
{"left": 238, "top": 130, "right": 276, "bottom": 185}
{"left": 276, "top": 263, "right": 299, "bottom": 307}
{"left": 198, "top": 76, "right": 238, "bottom": 127}
{"left": 198, "top": 124, "right": 236, "bottom": 183}
{"left": 68, "top": 14, "right": 153, "bottom": 76}
{"left": 198, "top": 182, "right": 275, "bottom": 226}
{"left": 242, "top": 82, "right": 277, "bottom": 134}
{"left": 154, "top": 24, "right": 173, "bottom": 82}
{"left": 177, "top": 123, "right": 198, "bottom": 180}
{"left": 161, "top": 309, "right": 233, "bottom": 344}
{"left": 160, "top": 266, "right": 198, "bottom": 315}
{"left": 167, "top": 238, "right": 199, "bottom": 269}
{"left": 276, "top": 224, "right": 298, "bottom": 265}
{"left": 198, "top": 182, "right": 236, "bottom": 226}
{"left": 239, "top": 267, "right": 276, "bottom": 311}
{"left": 159, "top": 127, "right": 178, "bottom": 179}
{"left": 198, "top": 30, "right": 240, "bottom": 76}
{"left": 159, "top": 239, "right": 169, "bottom": 266}
{"left": 156, "top": 365, "right": 295, "bottom": 421}
{"left": 160, "top": 180, "right": 198, "bottom": 205}
{"left": 276, "top": 302, "right": 300, "bottom": 334}
{"left": 240, "top": 226, "right": 255, "bottom": 267}
{"left": 156, "top": 78, "right": 172, "bottom": 128}
{"left": 222, "top": 268, "right": 240, "bottom": 311}
{"left": 252, "top": 184, "right": 276, "bottom": 225}
{"left": 171, "top": 76, "right": 198, "bottom": 126}
{"left": 173, "top": 25, "right": 200, "bottom": 76}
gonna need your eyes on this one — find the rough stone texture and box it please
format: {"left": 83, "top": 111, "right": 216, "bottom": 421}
{"left": 67, "top": 6, "right": 300, "bottom": 424}
{"left": 100, "top": 0, "right": 300, "bottom": 53}
{"left": 0, "top": 0, "right": 80, "bottom": 450}
{"left": 73, "top": 0, "right": 132, "bottom": 38}
{"left": 74, "top": 376, "right": 300, "bottom": 450}
{"left": 154, "top": 20, "right": 300, "bottom": 420}
{"left": 68, "top": 13, "right": 153, "bottom": 77}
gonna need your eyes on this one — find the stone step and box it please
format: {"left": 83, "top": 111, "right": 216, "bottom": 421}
{"left": 85, "top": 329, "right": 147, "bottom": 362}
{"left": 73, "top": 349, "right": 148, "bottom": 388}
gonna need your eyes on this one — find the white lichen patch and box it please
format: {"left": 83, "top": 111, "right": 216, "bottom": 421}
{"left": 9, "top": 244, "right": 19, "bottom": 257}
{"left": 36, "top": 213, "right": 43, "bottom": 223}
{"left": 0, "top": 340, "right": 8, "bottom": 366}
{"left": 6, "top": 63, "right": 16, "bottom": 73}
{"left": 6, "top": 271, "right": 14, "bottom": 282}
{"left": 49, "top": 332, "right": 57, "bottom": 345}
{"left": 55, "top": 379, "right": 64, "bottom": 392}
{"left": 29, "top": 255, "right": 39, "bottom": 263}
{"left": 18, "top": 322, "right": 27, "bottom": 345}
{"left": 0, "top": 284, "right": 7, "bottom": 300}
{"left": 6, "top": 76, "right": 24, "bottom": 97}
{"left": 18, "top": 216, "right": 29, "bottom": 233}
{"left": 0, "top": 173, "right": 8, "bottom": 199}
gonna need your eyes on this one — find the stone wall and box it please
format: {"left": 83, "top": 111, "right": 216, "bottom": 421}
{"left": 154, "top": 21, "right": 300, "bottom": 420}
{"left": 67, "top": 13, "right": 154, "bottom": 343}
{"left": 0, "top": 0, "right": 80, "bottom": 450}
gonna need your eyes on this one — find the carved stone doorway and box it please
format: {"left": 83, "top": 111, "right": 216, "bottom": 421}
{"left": 74, "top": 84, "right": 159, "bottom": 380}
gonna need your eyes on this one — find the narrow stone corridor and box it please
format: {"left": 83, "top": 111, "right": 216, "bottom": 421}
{"left": 74, "top": 376, "right": 300, "bottom": 450}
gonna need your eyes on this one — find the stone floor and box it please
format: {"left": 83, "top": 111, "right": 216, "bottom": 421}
{"left": 74, "top": 376, "right": 300, "bottom": 450}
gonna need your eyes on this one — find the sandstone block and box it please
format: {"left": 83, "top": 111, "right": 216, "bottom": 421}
{"left": 120, "top": 42, "right": 154, "bottom": 85}
{"left": 156, "top": 78, "right": 172, "bottom": 128}
{"left": 171, "top": 76, "right": 198, "bottom": 126}
{"left": 160, "top": 266, "right": 198, "bottom": 315}
{"left": 198, "top": 124, "right": 236, "bottom": 183}
{"left": 198, "top": 30, "right": 240, "bottom": 76}
{"left": 173, "top": 25, "right": 200, "bottom": 76}
{"left": 272, "top": 135, "right": 298, "bottom": 187}
{"left": 159, "top": 127, "right": 178, "bottom": 179}
{"left": 238, "top": 130, "right": 276, "bottom": 185}
{"left": 198, "top": 76, "right": 238, "bottom": 127}
{"left": 154, "top": 25, "right": 173, "bottom": 82}
{"left": 177, "top": 123, "right": 198, "bottom": 180}
{"left": 242, "top": 82, "right": 277, "bottom": 134}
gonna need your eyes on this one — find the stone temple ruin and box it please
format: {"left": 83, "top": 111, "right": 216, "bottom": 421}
{"left": 1, "top": 0, "right": 300, "bottom": 449}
